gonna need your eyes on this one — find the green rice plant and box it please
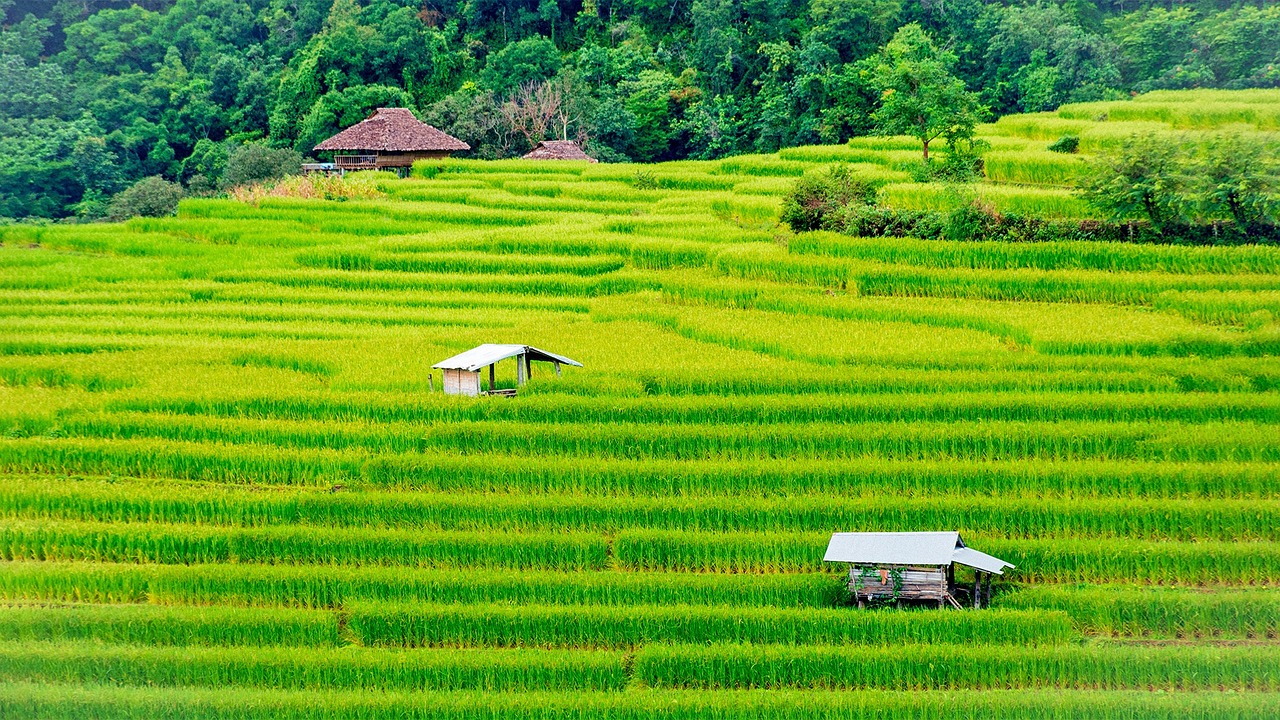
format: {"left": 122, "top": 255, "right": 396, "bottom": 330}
{"left": 983, "top": 152, "right": 1088, "bottom": 186}
{"left": 846, "top": 136, "right": 923, "bottom": 151}
{"left": 0, "top": 562, "right": 842, "bottom": 609}
{"left": 0, "top": 521, "right": 609, "bottom": 570}
{"left": 787, "top": 233, "right": 1280, "bottom": 274}
{"left": 715, "top": 156, "right": 810, "bottom": 177}
{"left": 634, "top": 642, "right": 1280, "bottom": 690}
{"left": 0, "top": 602, "right": 339, "bottom": 646}
{"left": 980, "top": 537, "right": 1280, "bottom": 585}
{"left": 984, "top": 114, "right": 1091, "bottom": 141}
{"left": 413, "top": 157, "right": 588, "bottom": 177}
{"left": 4, "top": 439, "right": 1276, "bottom": 499}
{"left": 9, "top": 475, "right": 1280, "bottom": 540}
{"left": 615, "top": 530, "right": 1280, "bottom": 582}
{"left": 348, "top": 601, "right": 1073, "bottom": 648}
{"left": 295, "top": 250, "right": 627, "bottom": 277}
{"left": 0, "top": 640, "right": 625, "bottom": 691}
{"left": 996, "top": 585, "right": 1280, "bottom": 638}
{"left": 4, "top": 684, "right": 1275, "bottom": 720}
{"left": 880, "top": 183, "right": 1097, "bottom": 218}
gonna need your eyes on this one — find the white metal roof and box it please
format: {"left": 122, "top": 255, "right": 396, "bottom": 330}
{"left": 432, "top": 344, "right": 583, "bottom": 372}
{"left": 823, "top": 531, "right": 1015, "bottom": 575}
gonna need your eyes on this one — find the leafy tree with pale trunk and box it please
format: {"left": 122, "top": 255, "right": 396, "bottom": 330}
{"left": 865, "top": 24, "right": 986, "bottom": 162}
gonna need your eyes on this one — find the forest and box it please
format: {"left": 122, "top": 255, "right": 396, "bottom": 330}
{"left": 2, "top": 0, "right": 1279, "bottom": 220}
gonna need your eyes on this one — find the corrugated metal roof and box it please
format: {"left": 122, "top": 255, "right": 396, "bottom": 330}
{"left": 432, "top": 344, "right": 583, "bottom": 372}
{"left": 953, "top": 547, "right": 1015, "bottom": 575}
{"left": 823, "top": 531, "right": 1014, "bottom": 575}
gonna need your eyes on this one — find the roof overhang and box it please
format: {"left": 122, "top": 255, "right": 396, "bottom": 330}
{"left": 823, "top": 531, "right": 1014, "bottom": 575}
{"left": 432, "top": 344, "right": 583, "bottom": 372}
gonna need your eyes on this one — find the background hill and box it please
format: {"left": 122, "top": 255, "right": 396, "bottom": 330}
{"left": 0, "top": 90, "right": 1278, "bottom": 717}
{"left": 3, "top": 0, "right": 1280, "bottom": 218}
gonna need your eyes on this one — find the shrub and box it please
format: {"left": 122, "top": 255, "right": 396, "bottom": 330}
{"left": 106, "top": 177, "right": 183, "bottom": 222}
{"left": 221, "top": 143, "right": 303, "bottom": 190}
{"left": 1048, "top": 135, "right": 1080, "bottom": 154}
{"left": 781, "top": 165, "right": 879, "bottom": 232}
{"left": 1079, "top": 133, "right": 1190, "bottom": 230}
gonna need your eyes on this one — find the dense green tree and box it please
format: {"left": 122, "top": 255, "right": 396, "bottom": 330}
{"left": 865, "top": 24, "right": 986, "bottom": 162}
{"left": 106, "top": 174, "right": 182, "bottom": 220}
{"left": 1194, "top": 135, "right": 1279, "bottom": 227}
{"left": 482, "top": 36, "right": 562, "bottom": 95}
{"left": 1081, "top": 133, "right": 1188, "bottom": 230}
{"left": 2, "top": 0, "right": 1279, "bottom": 219}
{"left": 221, "top": 141, "right": 302, "bottom": 189}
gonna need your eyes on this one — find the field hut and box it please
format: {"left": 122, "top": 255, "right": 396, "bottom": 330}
{"left": 308, "top": 108, "right": 469, "bottom": 176}
{"left": 522, "top": 140, "right": 597, "bottom": 162}
{"left": 823, "top": 531, "right": 1014, "bottom": 609}
{"left": 432, "top": 344, "right": 582, "bottom": 397}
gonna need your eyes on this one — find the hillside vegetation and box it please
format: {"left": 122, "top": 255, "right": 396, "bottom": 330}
{"left": 5, "top": 0, "right": 1280, "bottom": 218}
{"left": 1, "top": 90, "right": 1279, "bottom": 718}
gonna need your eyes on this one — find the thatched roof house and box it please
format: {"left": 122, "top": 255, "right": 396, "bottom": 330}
{"left": 311, "top": 108, "right": 469, "bottom": 173}
{"left": 522, "top": 140, "right": 597, "bottom": 162}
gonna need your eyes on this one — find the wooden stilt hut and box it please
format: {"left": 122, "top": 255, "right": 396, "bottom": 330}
{"left": 306, "top": 108, "right": 469, "bottom": 176}
{"left": 432, "top": 344, "right": 582, "bottom": 397}
{"left": 823, "top": 531, "right": 1014, "bottom": 609}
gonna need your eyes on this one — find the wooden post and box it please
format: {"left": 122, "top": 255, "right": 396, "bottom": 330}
{"left": 973, "top": 572, "right": 982, "bottom": 609}
{"left": 516, "top": 354, "right": 525, "bottom": 386}
{"left": 428, "top": 373, "right": 434, "bottom": 393}
{"left": 525, "top": 354, "right": 532, "bottom": 380}
{"left": 489, "top": 364, "right": 495, "bottom": 392}
{"left": 554, "top": 360, "right": 561, "bottom": 377}
{"left": 983, "top": 574, "right": 992, "bottom": 608}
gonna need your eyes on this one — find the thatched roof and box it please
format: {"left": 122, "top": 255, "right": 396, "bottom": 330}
{"left": 314, "top": 108, "right": 470, "bottom": 153}
{"left": 522, "top": 140, "right": 597, "bottom": 162}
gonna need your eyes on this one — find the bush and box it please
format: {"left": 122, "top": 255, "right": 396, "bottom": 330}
{"left": 1048, "top": 135, "right": 1080, "bottom": 154}
{"left": 781, "top": 165, "right": 880, "bottom": 232}
{"left": 221, "top": 143, "right": 303, "bottom": 190}
{"left": 106, "top": 177, "right": 183, "bottom": 222}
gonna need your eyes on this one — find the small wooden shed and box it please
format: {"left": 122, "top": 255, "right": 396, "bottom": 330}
{"left": 309, "top": 108, "right": 469, "bottom": 176}
{"left": 823, "top": 531, "right": 1014, "bottom": 609}
{"left": 521, "top": 140, "right": 597, "bottom": 162}
{"left": 432, "top": 344, "right": 582, "bottom": 397}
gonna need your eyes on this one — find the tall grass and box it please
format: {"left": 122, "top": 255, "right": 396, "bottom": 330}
{"left": 349, "top": 602, "right": 1073, "bottom": 648}
{"left": 997, "top": 585, "right": 1280, "bottom": 638}
{"left": 5, "top": 684, "right": 1275, "bottom": 720}
{"left": 0, "top": 602, "right": 339, "bottom": 646}
{"left": 0, "top": 640, "right": 625, "bottom": 691}
{"left": 0, "top": 521, "right": 608, "bottom": 570}
{"left": 0, "top": 562, "right": 841, "bottom": 609}
{"left": 635, "top": 642, "right": 1280, "bottom": 690}
{"left": 8, "top": 477, "right": 1280, "bottom": 540}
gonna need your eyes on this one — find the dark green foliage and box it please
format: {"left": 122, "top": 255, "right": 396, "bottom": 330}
{"left": 781, "top": 166, "right": 879, "bottom": 232}
{"left": 865, "top": 25, "right": 988, "bottom": 162}
{"left": 106, "top": 176, "right": 182, "bottom": 222}
{"left": 1049, "top": 136, "right": 1081, "bottom": 154}
{"left": 1081, "top": 134, "right": 1188, "bottom": 229}
{"left": 222, "top": 144, "right": 303, "bottom": 191}
{"left": 1082, "top": 133, "right": 1279, "bottom": 233}
{"left": 2, "top": 2, "right": 1280, "bottom": 218}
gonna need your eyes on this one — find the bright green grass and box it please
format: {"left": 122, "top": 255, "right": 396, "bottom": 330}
{"left": 0, "top": 89, "right": 1278, "bottom": 718}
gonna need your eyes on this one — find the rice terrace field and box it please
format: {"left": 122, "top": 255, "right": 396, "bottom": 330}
{"left": 2, "top": 89, "right": 1280, "bottom": 718}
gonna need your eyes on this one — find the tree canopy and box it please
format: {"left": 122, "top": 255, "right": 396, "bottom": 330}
{"left": 3, "top": 0, "right": 1280, "bottom": 219}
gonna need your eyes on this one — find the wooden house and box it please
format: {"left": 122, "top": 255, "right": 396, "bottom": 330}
{"left": 823, "top": 531, "right": 1014, "bottom": 609}
{"left": 308, "top": 108, "right": 469, "bottom": 176}
{"left": 432, "top": 344, "right": 582, "bottom": 397}
{"left": 521, "top": 140, "right": 597, "bottom": 162}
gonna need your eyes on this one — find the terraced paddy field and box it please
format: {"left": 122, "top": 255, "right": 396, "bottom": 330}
{"left": 1, "top": 90, "right": 1279, "bottom": 718}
